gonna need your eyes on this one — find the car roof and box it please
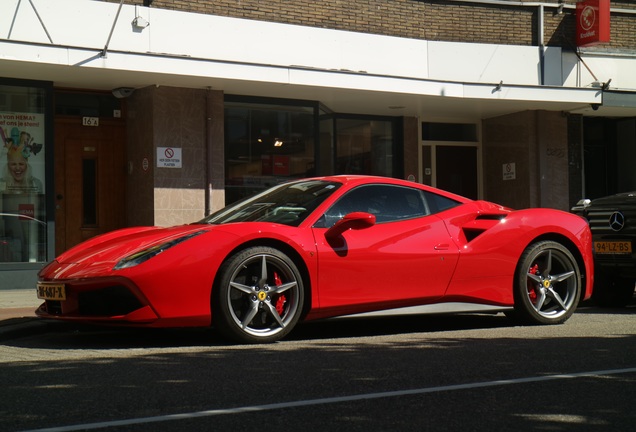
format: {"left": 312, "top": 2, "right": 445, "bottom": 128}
{"left": 303, "top": 175, "right": 473, "bottom": 203}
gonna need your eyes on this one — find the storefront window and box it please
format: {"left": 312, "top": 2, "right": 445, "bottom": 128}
{"left": 0, "top": 84, "right": 49, "bottom": 263}
{"left": 319, "top": 108, "right": 335, "bottom": 176}
{"left": 224, "top": 99, "right": 317, "bottom": 204}
{"left": 224, "top": 98, "right": 400, "bottom": 204}
{"left": 335, "top": 117, "right": 397, "bottom": 177}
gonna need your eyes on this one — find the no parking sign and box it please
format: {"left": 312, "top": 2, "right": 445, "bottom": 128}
{"left": 157, "top": 147, "right": 182, "bottom": 168}
{"left": 503, "top": 163, "right": 516, "bottom": 181}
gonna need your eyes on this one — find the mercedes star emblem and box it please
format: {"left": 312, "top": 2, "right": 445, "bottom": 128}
{"left": 609, "top": 211, "right": 625, "bottom": 232}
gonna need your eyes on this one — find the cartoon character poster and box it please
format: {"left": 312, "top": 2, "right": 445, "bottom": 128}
{"left": 0, "top": 112, "right": 45, "bottom": 193}
{"left": 0, "top": 112, "right": 46, "bottom": 262}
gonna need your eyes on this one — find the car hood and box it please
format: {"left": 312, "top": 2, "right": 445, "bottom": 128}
{"left": 54, "top": 224, "right": 213, "bottom": 266}
{"left": 589, "top": 191, "right": 636, "bottom": 208}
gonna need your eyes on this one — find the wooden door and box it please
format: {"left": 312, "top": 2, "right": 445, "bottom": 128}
{"left": 54, "top": 118, "right": 126, "bottom": 255}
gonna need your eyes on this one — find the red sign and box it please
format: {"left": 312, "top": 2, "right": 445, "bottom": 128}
{"left": 273, "top": 155, "right": 290, "bottom": 176}
{"left": 18, "top": 204, "right": 35, "bottom": 221}
{"left": 576, "top": 0, "right": 610, "bottom": 47}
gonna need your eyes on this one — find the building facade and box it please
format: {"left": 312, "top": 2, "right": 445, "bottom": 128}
{"left": 1, "top": 0, "right": 635, "bottom": 289}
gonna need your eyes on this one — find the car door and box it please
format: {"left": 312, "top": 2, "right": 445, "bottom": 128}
{"left": 311, "top": 184, "right": 460, "bottom": 310}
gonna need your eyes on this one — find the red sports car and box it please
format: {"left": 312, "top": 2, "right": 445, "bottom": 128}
{"left": 36, "top": 175, "right": 594, "bottom": 343}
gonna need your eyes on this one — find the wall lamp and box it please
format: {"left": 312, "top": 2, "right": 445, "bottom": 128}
{"left": 132, "top": 16, "right": 150, "bottom": 29}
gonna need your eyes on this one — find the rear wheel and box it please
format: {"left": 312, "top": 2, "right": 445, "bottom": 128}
{"left": 513, "top": 241, "right": 581, "bottom": 324}
{"left": 213, "top": 246, "right": 304, "bottom": 343}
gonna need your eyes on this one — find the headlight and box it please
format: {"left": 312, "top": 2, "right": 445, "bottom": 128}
{"left": 114, "top": 231, "right": 205, "bottom": 270}
{"left": 571, "top": 198, "right": 591, "bottom": 213}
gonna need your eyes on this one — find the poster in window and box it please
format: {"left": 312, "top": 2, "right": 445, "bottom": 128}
{"left": 0, "top": 112, "right": 46, "bottom": 262}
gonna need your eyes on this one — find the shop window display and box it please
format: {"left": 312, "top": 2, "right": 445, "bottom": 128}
{"left": 0, "top": 85, "right": 47, "bottom": 263}
{"left": 224, "top": 98, "right": 399, "bottom": 206}
{"left": 225, "top": 101, "right": 316, "bottom": 205}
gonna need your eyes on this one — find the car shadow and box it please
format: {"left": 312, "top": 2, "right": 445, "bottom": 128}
{"left": 8, "top": 298, "right": 633, "bottom": 350}
{"left": 291, "top": 312, "right": 512, "bottom": 341}
{"left": 576, "top": 304, "right": 636, "bottom": 315}
{"left": 4, "top": 311, "right": 516, "bottom": 350}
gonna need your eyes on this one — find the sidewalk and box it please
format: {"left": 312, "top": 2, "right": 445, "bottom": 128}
{"left": 0, "top": 289, "right": 40, "bottom": 319}
{"left": 0, "top": 289, "right": 47, "bottom": 341}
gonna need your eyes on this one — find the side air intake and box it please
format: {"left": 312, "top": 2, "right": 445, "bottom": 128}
{"left": 462, "top": 214, "right": 507, "bottom": 242}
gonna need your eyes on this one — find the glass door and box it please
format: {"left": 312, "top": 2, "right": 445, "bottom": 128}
{"left": 421, "top": 121, "right": 480, "bottom": 200}
{"left": 435, "top": 145, "right": 478, "bottom": 200}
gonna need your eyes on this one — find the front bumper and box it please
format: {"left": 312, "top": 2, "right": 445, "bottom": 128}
{"left": 35, "top": 277, "right": 159, "bottom": 324}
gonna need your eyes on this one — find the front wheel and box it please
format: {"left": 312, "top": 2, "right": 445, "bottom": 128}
{"left": 213, "top": 246, "right": 304, "bottom": 343}
{"left": 513, "top": 241, "right": 581, "bottom": 325}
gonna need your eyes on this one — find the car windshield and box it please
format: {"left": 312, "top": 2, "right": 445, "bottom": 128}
{"left": 199, "top": 180, "right": 342, "bottom": 227}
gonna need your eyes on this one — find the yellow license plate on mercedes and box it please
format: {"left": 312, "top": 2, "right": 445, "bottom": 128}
{"left": 594, "top": 241, "right": 632, "bottom": 255}
{"left": 37, "top": 283, "right": 66, "bottom": 301}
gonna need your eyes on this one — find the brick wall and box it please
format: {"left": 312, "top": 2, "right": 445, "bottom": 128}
{"left": 104, "top": 0, "right": 636, "bottom": 49}
{"left": 567, "top": 114, "right": 584, "bottom": 208}
{"left": 482, "top": 110, "right": 572, "bottom": 210}
{"left": 126, "top": 86, "right": 214, "bottom": 226}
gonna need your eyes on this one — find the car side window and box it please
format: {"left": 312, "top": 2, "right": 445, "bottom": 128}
{"left": 317, "top": 185, "right": 431, "bottom": 228}
{"left": 422, "top": 190, "right": 461, "bottom": 214}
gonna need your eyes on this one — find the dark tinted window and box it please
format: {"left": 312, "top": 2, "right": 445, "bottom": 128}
{"left": 422, "top": 122, "right": 477, "bottom": 142}
{"left": 55, "top": 91, "right": 122, "bottom": 117}
{"left": 224, "top": 100, "right": 316, "bottom": 205}
{"left": 318, "top": 185, "right": 429, "bottom": 228}
{"left": 423, "top": 191, "right": 461, "bottom": 213}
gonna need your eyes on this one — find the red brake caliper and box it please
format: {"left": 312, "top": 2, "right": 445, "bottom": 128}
{"left": 527, "top": 264, "right": 539, "bottom": 302}
{"left": 274, "top": 272, "right": 286, "bottom": 315}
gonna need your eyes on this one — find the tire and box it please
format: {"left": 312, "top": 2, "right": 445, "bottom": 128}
{"left": 513, "top": 241, "right": 581, "bottom": 325}
{"left": 592, "top": 273, "right": 635, "bottom": 308}
{"left": 213, "top": 246, "right": 304, "bottom": 343}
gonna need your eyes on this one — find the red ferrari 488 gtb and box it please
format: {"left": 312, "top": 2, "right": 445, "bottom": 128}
{"left": 36, "top": 175, "right": 593, "bottom": 343}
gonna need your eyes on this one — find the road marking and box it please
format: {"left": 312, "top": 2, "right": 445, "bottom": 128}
{"left": 22, "top": 367, "right": 636, "bottom": 432}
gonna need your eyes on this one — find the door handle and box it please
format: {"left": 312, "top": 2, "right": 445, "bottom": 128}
{"left": 434, "top": 243, "right": 449, "bottom": 251}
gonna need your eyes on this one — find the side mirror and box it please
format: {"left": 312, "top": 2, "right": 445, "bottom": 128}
{"left": 325, "top": 212, "right": 376, "bottom": 238}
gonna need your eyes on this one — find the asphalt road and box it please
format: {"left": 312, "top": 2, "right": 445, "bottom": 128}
{"left": 1, "top": 303, "right": 635, "bottom": 432}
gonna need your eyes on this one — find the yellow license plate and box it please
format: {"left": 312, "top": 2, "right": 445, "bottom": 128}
{"left": 37, "top": 283, "right": 66, "bottom": 301}
{"left": 594, "top": 241, "right": 632, "bottom": 255}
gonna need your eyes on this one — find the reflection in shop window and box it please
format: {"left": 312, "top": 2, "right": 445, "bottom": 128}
{"left": 336, "top": 118, "right": 394, "bottom": 177}
{"left": 224, "top": 98, "right": 400, "bottom": 205}
{"left": 0, "top": 85, "right": 47, "bottom": 263}
{"left": 225, "top": 101, "right": 316, "bottom": 205}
